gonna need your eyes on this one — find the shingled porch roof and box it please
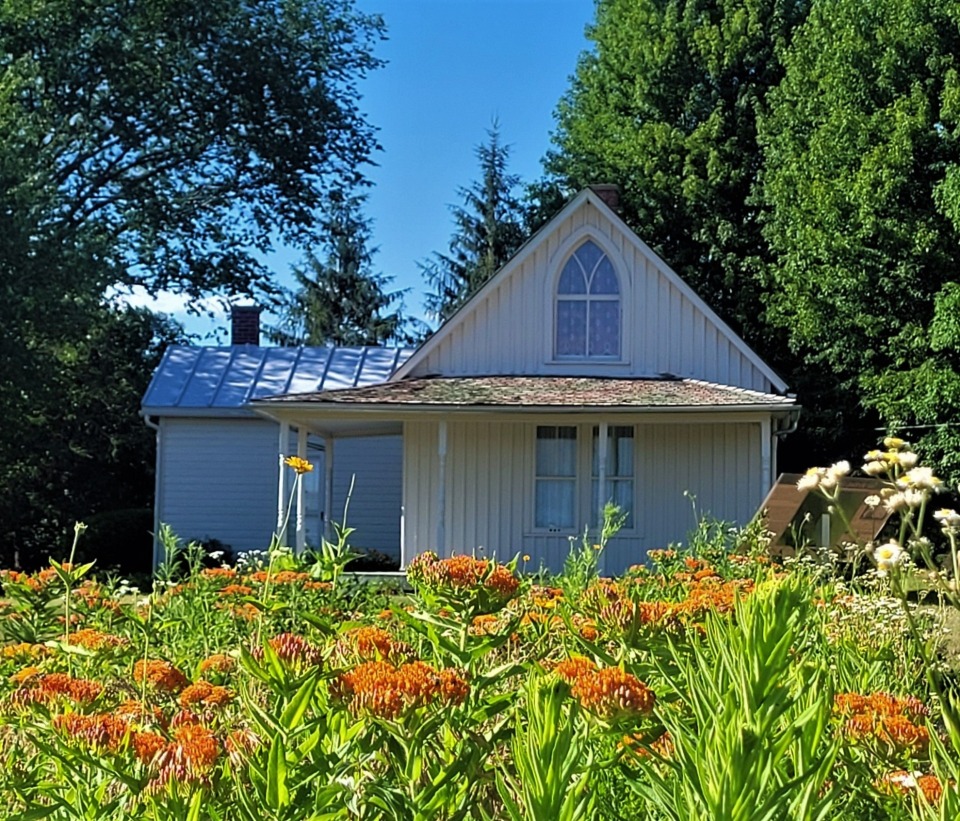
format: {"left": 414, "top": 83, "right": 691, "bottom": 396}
{"left": 256, "top": 375, "right": 796, "bottom": 411}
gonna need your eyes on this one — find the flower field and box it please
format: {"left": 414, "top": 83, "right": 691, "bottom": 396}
{"left": 2, "top": 443, "right": 960, "bottom": 820}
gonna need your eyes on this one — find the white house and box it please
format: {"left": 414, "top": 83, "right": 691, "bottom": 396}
{"left": 250, "top": 187, "right": 799, "bottom": 574}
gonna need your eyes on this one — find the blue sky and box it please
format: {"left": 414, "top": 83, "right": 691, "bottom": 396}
{"left": 160, "top": 0, "right": 595, "bottom": 339}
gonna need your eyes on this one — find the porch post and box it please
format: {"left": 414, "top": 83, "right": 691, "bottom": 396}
{"left": 437, "top": 421, "right": 447, "bottom": 554}
{"left": 324, "top": 435, "right": 335, "bottom": 541}
{"left": 276, "top": 420, "right": 289, "bottom": 536}
{"left": 296, "top": 426, "right": 307, "bottom": 553}
{"left": 597, "top": 422, "right": 608, "bottom": 529}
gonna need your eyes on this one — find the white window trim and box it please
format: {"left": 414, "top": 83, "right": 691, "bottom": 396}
{"left": 531, "top": 422, "right": 636, "bottom": 536}
{"left": 544, "top": 228, "right": 633, "bottom": 366}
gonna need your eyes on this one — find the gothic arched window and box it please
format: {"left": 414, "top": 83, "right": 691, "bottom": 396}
{"left": 555, "top": 240, "right": 621, "bottom": 358}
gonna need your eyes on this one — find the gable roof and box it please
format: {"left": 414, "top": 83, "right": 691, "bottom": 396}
{"left": 257, "top": 375, "right": 796, "bottom": 412}
{"left": 392, "top": 188, "right": 788, "bottom": 394}
{"left": 142, "top": 345, "right": 413, "bottom": 417}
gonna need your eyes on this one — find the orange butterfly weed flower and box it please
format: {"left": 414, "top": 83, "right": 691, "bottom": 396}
{"left": 2, "top": 643, "right": 49, "bottom": 661}
{"left": 134, "top": 660, "right": 190, "bottom": 693}
{"left": 218, "top": 584, "right": 254, "bottom": 598}
{"left": 225, "top": 727, "right": 261, "bottom": 768}
{"left": 570, "top": 667, "right": 656, "bottom": 720}
{"left": 13, "top": 673, "right": 103, "bottom": 706}
{"left": 147, "top": 723, "right": 221, "bottom": 793}
{"left": 180, "top": 681, "right": 233, "bottom": 709}
{"left": 53, "top": 713, "right": 129, "bottom": 753}
{"left": 878, "top": 771, "right": 945, "bottom": 804}
{"left": 69, "top": 628, "right": 127, "bottom": 651}
{"left": 554, "top": 656, "right": 598, "bottom": 685}
{"left": 470, "top": 614, "right": 501, "bottom": 636}
{"left": 265, "top": 633, "right": 323, "bottom": 668}
{"left": 336, "top": 626, "right": 412, "bottom": 663}
{"left": 132, "top": 731, "right": 167, "bottom": 766}
{"left": 198, "top": 654, "right": 236, "bottom": 678}
{"left": 9, "top": 666, "right": 43, "bottom": 685}
{"left": 331, "top": 660, "right": 469, "bottom": 719}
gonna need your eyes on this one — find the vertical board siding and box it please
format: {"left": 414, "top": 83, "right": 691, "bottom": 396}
{"left": 330, "top": 436, "right": 402, "bottom": 559}
{"left": 403, "top": 418, "right": 763, "bottom": 576}
{"left": 159, "top": 418, "right": 279, "bottom": 551}
{"left": 404, "top": 201, "right": 774, "bottom": 391}
{"left": 160, "top": 418, "right": 403, "bottom": 557}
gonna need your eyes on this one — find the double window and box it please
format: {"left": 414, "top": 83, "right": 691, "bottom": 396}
{"left": 534, "top": 425, "right": 634, "bottom": 531}
{"left": 555, "top": 240, "right": 621, "bottom": 359}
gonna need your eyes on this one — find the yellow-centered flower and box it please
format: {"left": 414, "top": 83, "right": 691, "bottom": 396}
{"left": 284, "top": 456, "right": 314, "bottom": 475}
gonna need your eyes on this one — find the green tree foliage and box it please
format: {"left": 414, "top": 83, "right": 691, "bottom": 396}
{"left": 759, "top": 0, "right": 960, "bottom": 477}
{"left": 0, "top": 0, "right": 386, "bottom": 564}
{"left": 270, "top": 191, "right": 414, "bottom": 346}
{"left": 547, "top": 0, "right": 808, "bottom": 355}
{"left": 423, "top": 125, "right": 526, "bottom": 322}
{"left": 0, "top": 305, "right": 184, "bottom": 569}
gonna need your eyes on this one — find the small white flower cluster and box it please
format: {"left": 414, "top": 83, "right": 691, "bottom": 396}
{"left": 236, "top": 549, "right": 271, "bottom": 571}
{"left": 796, "top": 461, "right": 851, "bottom": 493}
{"left": 113, "top": 579, "right": 141, "bottom": 598}
{"left": 934, "top": 508, "right": 960, "bottom": 536}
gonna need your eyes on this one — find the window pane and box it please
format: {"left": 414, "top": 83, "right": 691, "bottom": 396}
{"left": 556, "top": 300, "right": 587, "bottom": 356}
{"left": 558, "top": 259, "right": 587, "bottom": 294}
{"left": 536, "top": 426, "right": 576, "bottom": 476}
{"left": 574, "top": 240, "right": 603, "bottom": 278}
{"left": 610, "top": 426, "right": 634, "bottom": 477}
{"left": 590, "top": 257, "right": 619, "bottom": 294}
{"left": 535, "top": 479, "right": 576, "bottom": 528}
{"left": 589, "top": 300, "right": 620, "bottom": 357}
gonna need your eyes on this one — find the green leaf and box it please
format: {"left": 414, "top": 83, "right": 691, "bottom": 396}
{"left": 267, "top": 733, "right": 290, "bottom": 808}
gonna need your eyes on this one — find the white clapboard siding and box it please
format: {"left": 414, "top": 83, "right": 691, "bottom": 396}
{"left": 158, "top": 418, "right": 279, "bottom": 551}
{"left": 403, "top": 417, "right": 763, "bottom": 575}
{"left": 158, "top": 418, "right": 403, "bottom": 557}
{"left": 404, "top": 200, "right": 774, "bottom": 392}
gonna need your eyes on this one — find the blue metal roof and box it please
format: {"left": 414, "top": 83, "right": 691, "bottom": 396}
{"left": 142, "top": 346, "right": 413, "bottom": 416}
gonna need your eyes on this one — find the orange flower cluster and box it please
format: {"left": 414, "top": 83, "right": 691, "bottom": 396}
{"left": 74, "top": 581, "right": 122, "bottom": 613}
{"left": 407, "top": 552, "right": 520, "bottom": 603}
{"left": 225, "top": 727, "right": 261, "bottom": 767}
{"left": 201, "top": 567, "right": 238, "bottom": 581}
{"left": 569, "top": 667, "right": 656, "bottom": 720}
{"left": 2, "top": 642, "right": 49, "bottom": 661}
{"left": 180, "top": 681, "right": 233, "bottom": 709}
{"left": 330, "top": 660, "right": 469, "bottom": 719}
{"left": 218, "top": 584, "right": 254, "bottom": 598}
{"left": 199, "top": 654, "right": 236, "bottom": 676}
{"left": 12, "top": 672, "right": 103, "bottom": 706}
{"left": 53, "top": 713, "right": 130, "bottom": 753}
{"left": 265, "top": 633, "right": 323, "bottom": 668}
{"left": 336, "top": 627, "right": 412, "bottom": 663}
{"left": 469, "top": 614, "right": 501, "bottom": 636}
{"left": 621, "top": 730, "right": 674, "bottom": 761}
{"left": 133, "top": 660, "right": 190, "bottom": 693}
{"left": 246, "top": 570, "right": 331, "bottom": 591}
{"left": 836, "top": 692, "right": 930, "bottom": 755}
{"left": 553, "top": 655, "right": 598, "bottom": 684}
{"left": 878, "top": 770, "right": 945, "bottom": 804}
{"left": 148, "top": 723, "right": 221, "bottom": 794}
{"left": 216, "top": 601, "right": 260, "bottom": 621}
{"left": 0, "top": 566, "right": 65, "bottom": 591}
{"left": 646, "top": 549, "right": 678, "bottom": 564}
{"left": 69, "top": 628, "right": 127, "bottom": 651}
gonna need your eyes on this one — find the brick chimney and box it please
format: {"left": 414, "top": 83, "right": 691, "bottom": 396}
{"left": 231, "top": 305, "right": 262, "bottom": 346}
{"left": 589, "top": 184, "right": 621, "bottom": 213}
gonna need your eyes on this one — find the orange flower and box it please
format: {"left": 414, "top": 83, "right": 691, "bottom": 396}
{"left": 878, "top": 715, "right": 929, "bottom": 754}
{"left": 132, "top": 731, "right": 167, "bottom": 766}
{"left": 554, "top": 656, "right": 598, "bottom": 685}
{"left": 331, "top": 660, "right": 469, "bottom": 719}
{"left": 53, "top": 713, "right": 129, "bottom": 753}
{"left": 180, "top": 681, "right": 233, "bottom": 709}
{"left": 218, "top": 584, "right": 254, "bottom": 597}
{"left": 13, "top": 673, "right": 103, "bottom": 706}
{"left": 470, "top": 614, "right": 501, "bottom": 636}
{"left": 336, "top": 626, "right": 412, "bottom": 663}
{"left": 69, "top": 628, "right": 127, "bottom": 651}
{"left": 2, "top": 643, "right": 49, "bottom": 661}
{"left": 225, "top": 727, "right": 261, "bottom": 767}
{"left": 198, "top": 654, "right": 236, "bottom": 676}
{"left": 147, "top": 723, "right": 221, "bottom": 793}
{"left": 200, "top": 567, "right": 238, "bottom": 580}
{"left": 264, "top": 633, "right": 323, "bottom": 668}
{"left": 878, "top": 771, "right": 945, "bottom": 804}
{"left": 407, "top": 552, "right": 520, "bottom": 604}
{"left": 134, "top": 660, "right": 190, "bottom": 693}
{"left": 570, "top": 667, "right": 656, "bottom": 720}
{"left": 10, "top": 666, "right": 42, "bottom": 685}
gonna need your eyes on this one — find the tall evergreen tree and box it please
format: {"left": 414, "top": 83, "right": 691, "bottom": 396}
{"left": 423, "top": 125, "right": 526, "bottom": 322}
{"left": 271, "top": 191, "right": 412, "bottom": 346}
